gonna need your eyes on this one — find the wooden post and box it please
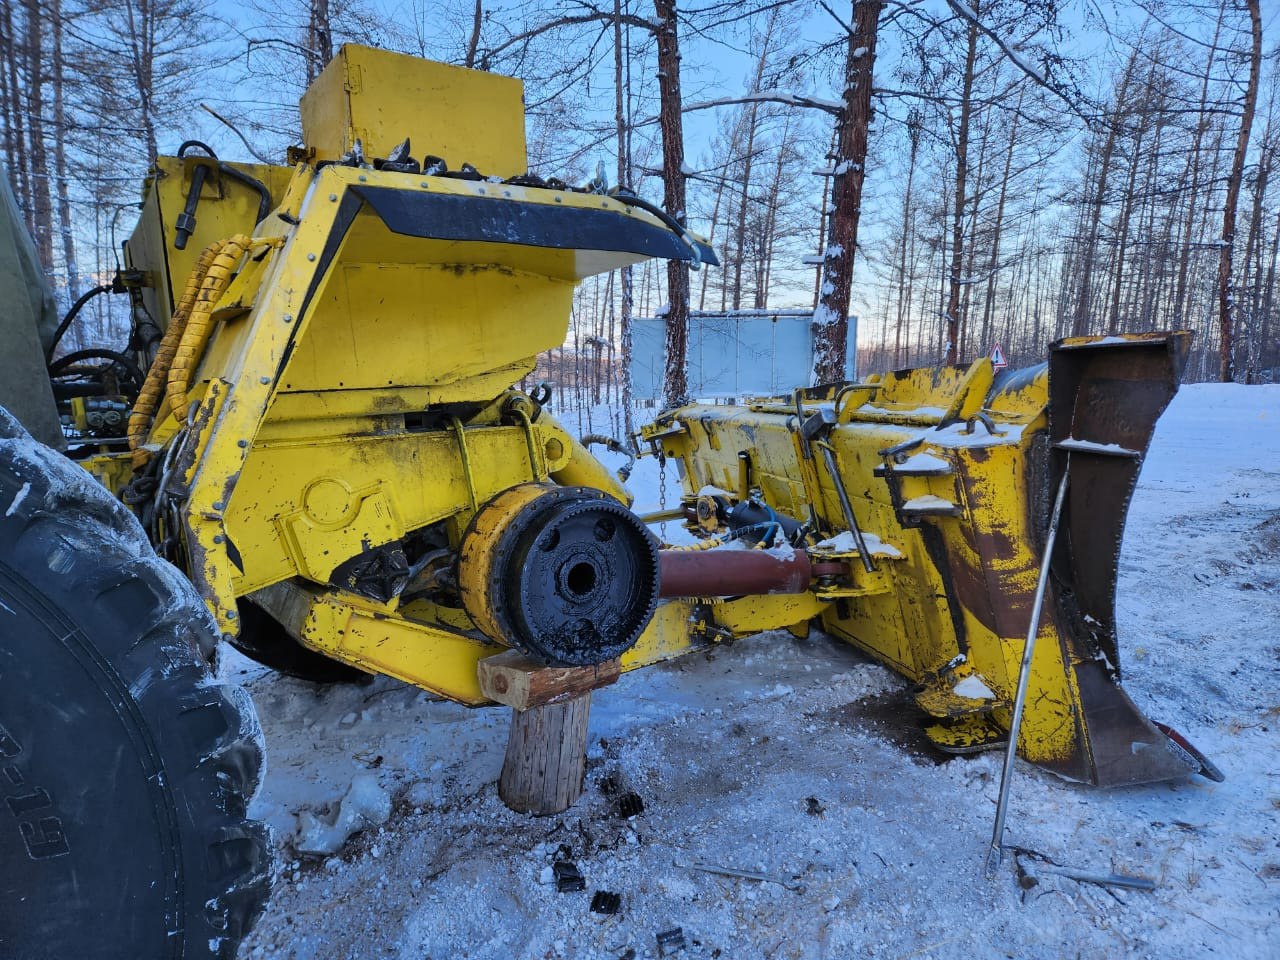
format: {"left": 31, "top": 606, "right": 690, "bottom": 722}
{"left": 478, "top": 651, "right": 621, "bottom": 816}
{"left": 498, "top": 695, "right": 593, "bottom": 816}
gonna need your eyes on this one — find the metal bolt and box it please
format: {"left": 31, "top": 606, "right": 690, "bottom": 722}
{"left": 260, "top": 376, "right": 271, "bottom": 384}
{"left": 554, "top": 196, "right": 562, "bottom": 203}
{"left": 307, "top": 253, "right": 317, "bottom": 261}
{"left": 237, "top": 439, "right": 248, "bottom": 448}
{"left": 358, "top": 174, "right": 367, "bottom": 182}
{"left": 212, "top": 500, "right": 225, "bottom": 510}
{"left": 477, "top": 187, "right": 485, "bottom": 195}
{"left": 226, "top": 609, "right": 237, "bottom": 620}
{"left": 212, "top": 534, "right": 225, "bottom": 544}
{"left": 420, "top": 181, "right": 430, "bottom": 188}
{"left": 504, "top": 190, "right": 512, "bottom": 198}
{"left": 283, "top": 313, "right": 294, "bottom": 323}
{"left": 329, "top": 193, "right": 337, "bottom": 201}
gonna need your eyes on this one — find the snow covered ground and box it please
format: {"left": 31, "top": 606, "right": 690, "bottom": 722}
{"left": 233, "top": 383, "right": 1280, "bottom": 960}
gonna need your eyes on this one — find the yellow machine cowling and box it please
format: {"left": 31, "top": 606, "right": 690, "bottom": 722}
{"left": 89, "top": 45, "right": 716, "bottom": 697}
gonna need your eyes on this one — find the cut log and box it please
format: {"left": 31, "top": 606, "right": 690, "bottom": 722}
{"left": 498, "top": 693, "right": 592, "bottom": 816}
{"left": 479, "top": 649, "right": 620, "bottom": 711}
{"left": 483, "top": 651, "right": 623, "bottom": 815}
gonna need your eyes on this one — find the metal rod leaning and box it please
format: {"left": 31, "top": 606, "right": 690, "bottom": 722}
{"left": 817, "top": 441, "right": 876, "bottom": 574}
{"left": 985, "top": 465, "right": 1071, "bottom": 876}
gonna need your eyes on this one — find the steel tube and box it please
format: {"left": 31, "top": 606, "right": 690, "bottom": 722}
{"left": 819, "top": 444, "right": 876, "bottom": 574}
{"left": 985, "top": 468, "right": 1071, "bottom": 877}
{"left": 658, "top": 548, "right": 813, "bottom": 598}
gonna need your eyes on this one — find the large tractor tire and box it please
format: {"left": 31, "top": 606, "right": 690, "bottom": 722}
{"left": 0, "top": 408, "right": 272, "bottom": 959}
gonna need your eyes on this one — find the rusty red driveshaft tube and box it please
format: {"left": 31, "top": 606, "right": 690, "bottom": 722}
{"left": 658, "top": 548, "right": 843, "bottom": 598}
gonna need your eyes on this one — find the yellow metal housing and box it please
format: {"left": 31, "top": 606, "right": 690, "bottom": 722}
{"left": 85, "top": 46, "right": 716, "bottom": 708}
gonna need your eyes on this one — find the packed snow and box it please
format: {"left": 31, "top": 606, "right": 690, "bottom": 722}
{"left": 232, "top": 384, "right": 1280, "bottom": 960}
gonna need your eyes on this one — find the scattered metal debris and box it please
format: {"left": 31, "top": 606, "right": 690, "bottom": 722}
{"left": 553, "top": 861, "right": 585, "bottom": 893}
{"left": 656, "top": 927, "right": 685, "bottom": 956}
{"left": 599, "top": 774, "right": 622, "bottom": 796}
{"left": 1014, "top": 851, "right": 1156, "bottom": 892}
{"left": 616, "top": 792, "right": 645, "bottom": 818}
{"left": 590, "top": 890, "right": 622, "bottom": 915}
{"left": 676, "top": 858, "right": 805, "bottom": 892}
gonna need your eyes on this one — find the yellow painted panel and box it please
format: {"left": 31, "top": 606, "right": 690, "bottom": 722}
{"left": 126, "top": 157, "right": 294, "bottom": 329}
{"left": 279, "top": 259, "right": 573, "bottom": 394}
{"left": 300, "top": 45, "right": 526, "bottom": 175}
{"left": 224, "top": 425, "right": 546, "bottom": 594}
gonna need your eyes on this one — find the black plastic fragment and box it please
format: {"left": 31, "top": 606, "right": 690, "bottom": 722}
{"left": 599, "top": 774, "right": 622, "bottom": 796}
{"left": 553, "top": 860, "right": 585, "bottom": 893}
{"left": 591, "top": 890, "right": 622, "bottom": 915}
{"left": 616, "top": 792, "right": 644, "bottom": 819}
{"left": 656, "top": 927, "right": 685, "bottom": 955}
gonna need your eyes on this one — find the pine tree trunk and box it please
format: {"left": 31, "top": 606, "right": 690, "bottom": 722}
{"left": 812, "top": 127, "right": 837, "bottom": 309}
{"left": 943, "top": 5, "right": 979, "bottom": 365}
{"left": 1173, "top": 7, "right": 1224, "bottom": 327}
{"left": 1217, "top": 0, "right": 1262, "bottom": 382}
{"left": 613, "top": 0, "right": 635, "bottom": 434}
{"left": 654, "top": 0, "right": 690, "bottom": 406}
{"left": 757, "top": 114, "right": 794, "bottom": 309}
{"left": 308, "top": 0, "right": 333, "bottom": 84}
{"left": 1075, "top": 53, "right": 1138, "bottom": 337}
{"left": 1, "top": 2, "right": 31, "bottom": 221}
{"left": 891, "top": 129, "right": 918, "bottom": 368}
{"left": 1109, "top": 106, "right": 1146, "bottom": 331}
{"left": 50, "top": 0, "right": 78, "bottom": 300}
{"left": 21, "top": 0, "right": 53, "bottom": 268}
{"left": 464, "top": 0, "right": 483, "bottom": 68}
{"left": 813, "top": 0, "right": 883, "bottom": 384}
{"left": 980, "top": 94, "right": 1020, "bottom": 356}
{"left": 1240, "top": 111, "right": 1272, "bottom": 383}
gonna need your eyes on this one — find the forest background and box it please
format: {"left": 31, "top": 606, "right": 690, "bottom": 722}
{"left": 1, "top": 0, "right": 1274, "bottom": 425}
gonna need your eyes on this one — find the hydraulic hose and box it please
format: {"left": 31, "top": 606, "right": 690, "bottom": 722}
{"left": 165, "top": 234, "right": 253, "bottom": 420}
{"left": 607, "top": 188, "right": 704, "bottom": 270}
{"left": 44, "top": 284, "right": 114, "bottom": 363}
{"left": 127, "top": 240, "right": 222, "bottom": 468}
{"left": 175, "top": 140, "right": 273, "bottom": 237}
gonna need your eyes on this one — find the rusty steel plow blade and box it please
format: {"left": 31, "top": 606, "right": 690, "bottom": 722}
{"left": 1042, "top": 331, "right": 1210, "bottom": 787}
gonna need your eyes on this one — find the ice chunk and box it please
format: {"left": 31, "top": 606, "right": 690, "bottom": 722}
{"left": 294, "top": 774, "right": 392, "bottom": 856}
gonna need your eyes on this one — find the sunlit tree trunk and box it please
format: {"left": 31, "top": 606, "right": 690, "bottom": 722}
{"left": 814, "top": 0, "right": 883, "bottom": 383}
{"left": 1217, "top": 0, "right": 1261, "bottom": 382}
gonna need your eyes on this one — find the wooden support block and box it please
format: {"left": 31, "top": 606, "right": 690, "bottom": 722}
{"left": 498, "top": 693, "right": 593, "bottom": 816}
{"left": 478, "top": 649, "right": 620, "bottom": 711}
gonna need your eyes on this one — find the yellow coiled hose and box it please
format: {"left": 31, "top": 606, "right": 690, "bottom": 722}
{"left": 165, "top": 233, "right": 253, "bottom": 422}
{"left": 127, "top": 234, "right": 282, "bottom": 469}
{"left": 127, "top": 240, "right": 223, "bottom": 469}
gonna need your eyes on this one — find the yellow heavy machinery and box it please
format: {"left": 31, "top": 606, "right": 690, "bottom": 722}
{"left": 0, "top": 45, "right": 1216, "bottom": 959}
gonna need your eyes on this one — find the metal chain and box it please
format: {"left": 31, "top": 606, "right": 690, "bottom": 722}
{"left": 658, "top": 452, "right": 668, "bottom": 541}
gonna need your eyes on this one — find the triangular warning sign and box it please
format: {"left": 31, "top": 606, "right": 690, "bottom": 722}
{"left": 990, "top": 343, "right": 1007, "bottom": 370}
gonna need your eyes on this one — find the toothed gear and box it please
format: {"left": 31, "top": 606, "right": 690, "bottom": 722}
{"left": 460, "top": 485, "right": 659, "bottom": 666}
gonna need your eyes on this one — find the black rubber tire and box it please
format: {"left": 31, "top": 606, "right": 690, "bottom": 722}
{"left": 0, "top": 407, "right": 272, "bottom": 959}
